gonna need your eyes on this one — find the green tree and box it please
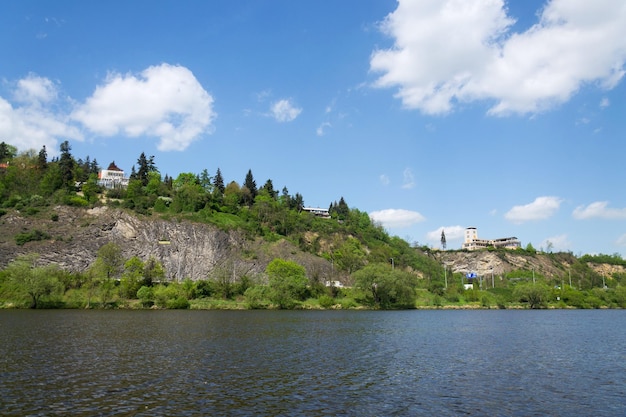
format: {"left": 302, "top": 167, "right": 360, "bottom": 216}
{"left": 135, "top": 152, "right": 156, "bottom": 186}
{"left": 5, "top": 254, "right": 62, "bottom": 308}
{"left": 96, "top": 242, "right": 123, "bottom": 280}
{"left": 143, "top": 257, "right": 165, "bottom": 286}
{"left": 0, "top": 141, "right": 17, "bottom": 162}
{"left": 333, "top": 238, "right": 367, "bottom": 274}
{"left": 37, "top": 145, "right": 48, "bottom": 171}
{"left": 353, "top": 263, "right": 417, "bottom": 309}
{"left": 513, "top": 283, "right": 551, "bottom": 309}
{"left": 81, "top": 173, "right": 100, "bottom": 204}
{"left": 223, "top": 181, "right": 242, "bottom": 213}
{"left": 266, "top": 258, "right": 308, "bottom": 309}
{"left": 58, "top": 140, "right": 75, "bottom": 189}
{"left": 242, "top": 169, "right": 257, "bottom": 206}
{"left": 119, "top": 256, "right": 144, "bottom": 299}
{"left": 261, "top": 179, "right": 278, "bottom": 200}
{"left": 213, "top": 167, "right": 225, "bottom": 194}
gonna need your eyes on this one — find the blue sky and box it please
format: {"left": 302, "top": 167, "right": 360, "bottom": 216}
{"left": 2, "top": 0, "right": 625, "bottom": 256}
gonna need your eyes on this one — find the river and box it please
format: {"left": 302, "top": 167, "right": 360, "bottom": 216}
{"left": 1, "top": 309, "right": 624, "bottom": 416}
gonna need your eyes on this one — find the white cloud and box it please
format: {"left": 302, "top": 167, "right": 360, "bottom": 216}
{"left": 13, "top": 74, "right": 58, "bottom": 105}
{"left": 72, "top": 63, "right": 215, "bottom": 151}
{"left": 540, "top": 234, "right": 571, "bottom": 252}
{"left": 573, "top": 201, "right": 626, "bottom": 219}
{"left": 370, "top": 208, "right": 426, "bottom": 228}
{"left": 371, "top": 0, "right": 626, "bottom": 115}
{"left": 505, "top": 196, "right": 562, "bottom": 223}
{"left": 616, "top": 234, "right": 626, "bottom": 247}
{"left": 379, "top": 174, "right": 390, "bottom": 186}
{"left": 401, "top": 167, "right": 415, "bottom": 189}
{"left": 316, "top": 122, "right": 331, "bottom": 136}
{"left": 0, "top": 75, "right": 82, "bottom": 154}
{"left": 426, "top": 225, "right": 465, "bottom": 243}
{"left": 270, "top": 99, "right": 302, "bottom": 122}
{"left": 600, "top": 97, "right": 610, "bottom": 108}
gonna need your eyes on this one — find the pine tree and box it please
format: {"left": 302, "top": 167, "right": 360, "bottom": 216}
{"left": 242, "top": 169, "right": 257, "bottom": 205}
{"left": 261, "top": 179, "right": 277, "bottom": 199}
{"left": 441, "top": 230, "right": 447, "bottom": 250}
{"left": 58, "top": 141, "right": 74, "bottom": 189}
{"left": 136, "top": 152, "right": 149, "bottom": 186}
{"left": 37, "top": 145, "right": 47, "bottom": 171}
{"left": 213, "top": 168, "right": 225, "bottom": 194}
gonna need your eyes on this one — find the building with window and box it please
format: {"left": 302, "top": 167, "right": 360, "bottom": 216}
{"left": 98, "top": 161, "right": 129, "bottom": 189}
{"left": 302, "top": 207, "right": 330, "bottom": 218}
{"left": 462, "top": 227, "right": 521, "bottom": 251}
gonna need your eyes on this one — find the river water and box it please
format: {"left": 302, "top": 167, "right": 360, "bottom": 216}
{"left": 1, "top": 309, "right": 624, "bottom": 416}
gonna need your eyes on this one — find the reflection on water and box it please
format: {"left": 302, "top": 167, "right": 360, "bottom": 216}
{"left": 1, "top": 310, "right": 625, "bottom": 416}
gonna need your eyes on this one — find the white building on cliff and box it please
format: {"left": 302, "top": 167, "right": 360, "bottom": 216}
{"left": 98, "top": 161, "right": 129, "bottom": 189}
{"left": 462, "top": 227, "right": 521, "bottom": 251}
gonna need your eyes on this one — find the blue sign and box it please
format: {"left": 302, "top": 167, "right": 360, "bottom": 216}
{"left": 466, "top": 272, "right": 477, "bottom": 279}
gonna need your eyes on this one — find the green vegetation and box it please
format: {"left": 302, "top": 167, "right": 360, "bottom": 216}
{"left": 1, "top": 141, "right": 626, "bottom": 310}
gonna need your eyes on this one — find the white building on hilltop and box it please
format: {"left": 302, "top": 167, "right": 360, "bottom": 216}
{"left": 98, "top": 161, "right": 129, "bottom": 189}
{"left": 462, "top": 227, "right": 521, "bottom": 251}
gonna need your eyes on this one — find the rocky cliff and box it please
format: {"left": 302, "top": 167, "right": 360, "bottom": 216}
{"left": 0, "top": 206, "right": 333, "bottom": 282}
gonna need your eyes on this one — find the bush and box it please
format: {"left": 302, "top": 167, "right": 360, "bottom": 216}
{"left": 318, "top": 294, "right": 334, "bottom": 308}
{"left": 166, "top": 297, "right": 190, "bottom": 309}
{"left": 244, "top": 285, "right": 269, "bottom": 309}
{"left": 15, "top": 229, "right": 51, "bottom": 246}
{"left": 66, "top": 196, "right": 89, "bottom": 207}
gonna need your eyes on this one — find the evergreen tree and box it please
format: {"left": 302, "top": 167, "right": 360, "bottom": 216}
{"left": 213, "top": 168, "right": 225, "bottom": 194}
{"left": 0, "top": 141, "right": 17, "bottom": 162}
{"left": 441, "top": 230, "right": 447, "bottom": 250}
{"left": 199, "top": 169, "right": 213, "bottom": 193}
{"left": 281, "top": 187, "right": 292, "bottom": 207}
{"left": 58, "top": 140, "right": 75, "bottom": 189}
{"left": 136, "top": 152, "right": 150, "bottom": 186}
{"left": 244, "top": 169, "right": 257, "bottom": 197}
{"left": 261, "top": 179, "right": 278, "bottom": 200}
{"left": 330, "top": 197, "right": 349, "bottom": 220}
{"left": 37, "top": 145, "right": 47, "bottom": 171}
{"left": 292, "top": 193, "right": 304, "bottom": 211}
{"left": 242, "top": 169, "right": 257, "bottom": 206}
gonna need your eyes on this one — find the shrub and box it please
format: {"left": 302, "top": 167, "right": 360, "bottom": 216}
{"left": 137, "top": 286, "right": 154, "bottom": 307}
{"left": 166, "top": 297, "right": 190, "bottom": 309}
{"left": 244, "top": 285, "right": 269, "bottom": 309}
{"left": 66, "top": 196, "right": 89, "bottom": 207}
{"left": 318, "top": 294, "right": 334, "bottom": 308}
{"left": 15, "top": 229, "right": 51, "bottom": 246}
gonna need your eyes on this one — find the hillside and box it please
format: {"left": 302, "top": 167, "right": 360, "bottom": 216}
{"left": 0, "top": 206, "right": 332, "bottom": 283}
{"left": 2, "top": 204, "right": 624, "bottom": 287}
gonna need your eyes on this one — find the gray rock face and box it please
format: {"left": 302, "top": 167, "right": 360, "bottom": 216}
{"left": 1, "top": 206, "right": 334, "bottom": 283}
{"left": 2, "top": 207, "right": 248, "bottom": 281}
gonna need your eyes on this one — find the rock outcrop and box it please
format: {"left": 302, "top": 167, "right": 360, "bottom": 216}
{"left": 0, "top": 206, "right": 332, "bottom": 282}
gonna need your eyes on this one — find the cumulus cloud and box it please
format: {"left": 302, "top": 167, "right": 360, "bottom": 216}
{"left": 573, "top": 201, "right": 626, "bottom": 219}
{"left": 426, "top": 225, "right": 465, "bottom": 243}
{"left": 505, "top": 196, "right": 562, "bottom": 223}
{"left": 371, "top": 0, "right": 626, "bottom": 115}
{"left": 13, "top": 74, "right": 58, "bottom": 105}
{"left": 270, "top": 99, "right": 302, "bottom": 122}
{"left": 0, "top": 74, "right": 82, "bottom": 154}
{"left": 72, "top": 63, "right": 215, "bottom": 151}
{"left": 370, "top": 208, "right": 426, "bottom": 228}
